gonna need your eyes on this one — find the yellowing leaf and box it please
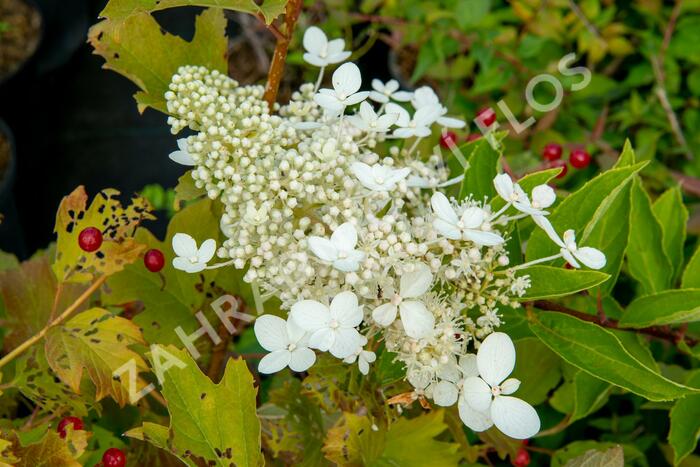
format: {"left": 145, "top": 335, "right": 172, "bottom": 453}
{"left": 146, "top": 346, "right": 263, "bottom": 467}
{"left": 88, "top": 8, "right": 228, "bottom": 113}
{"left": 44, "top": 307, "right": 148, "bottom": 406}
{"left": 5, "top": 429, "right": 81, "bottom": 467}
{"left": 0, "top": 251, "right": 86, "bottom": 350}
{"left": 100, "top": 0, "right": 286, "bottom": 25}
{"left": 564, "top": 445, "right": 624, "bottom": 467}
{"left": 53, "top": 186, "right": 153, "bottom": 283}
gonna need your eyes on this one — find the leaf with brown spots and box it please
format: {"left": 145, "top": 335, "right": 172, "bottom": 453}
{"left": 136, "top": 346, "right": 263, "bottom": 466}
{"left": 3, "top": 428, "right": 82, "bottom": 467}
{"left": 88, "top": 7, "right": 228, "bottom": 114}
{"left": 53, "top": 186, "right": 153, "bottom": 283}
{"left": 44, "top": 307, "right": 148, "bottom": 406}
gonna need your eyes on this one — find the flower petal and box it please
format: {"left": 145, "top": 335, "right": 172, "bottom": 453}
{"left": 333, "top": 252, "right": 364, "bottom": 272}
{"left": 431, "top": 192, "right": 459, "bottom": 224}
{"left": 561, "top": 249, "right": 581, "bottom": 268}
{"left": 308, "top": 236, "right": 338, "bottom": 262}
{"left": 400, "top": 263, "right": 433, "bottom": 298}
{"left": 500, "top": 378, "right": 521, "bottom": 395}
{"left": 432, "top": 381, "right": 459, "bottom": 407}
{"left": 433, "top": 219, "right": 461, "bottom": 240}
{"left": 258, "top": 350, "right": 291, "bottom": 374}
{"left": 437, "top": 116, "right": 466, "bottom": 128}
{"left": 372, "top": 303, "right": 398, "bottom": 326}
{"left": 172, "top": 233, "right": 198, "bottom": 258}
{"left": 459, "top": 354, "right": 479, "bottom": 377}
{"left": 329, "top": 291, "right": 362, "bottom": 327}
{"left": 490, "top": 396, "right": 540, "bottom": 439}
{"left": 197, "top": 239, "right": 216, "bottom": 263}
{"left": 462, "top": 376, "right": 492, "bottom": 412}
{"left": 289, "top": 347, "right": 316, "bottom": 372}
{"left": 463, "top": 230, "right": 505, "bottom": 246}
{"left": 290, "top": 300, "right": 329, "bottom": 331}
{"left": 460, "top": 207, "right": 486, "bottom": 229}
{"left": 303, "top": 53, "right": 328, "bottom": 67}
{"left": 329, "top": 328, "right": 364, "bottom": 359}
{"left": 254, "top": 315, "right": 289, "bottom": 351}
{"left": 385, "top": 103, "right": 410, "bottom": 126}
{"left": 173, "top": 257, "right": 204, "bottom": 273}
{"left": 333, "top": 62, "right": 362, "bottom": 96}
{"left": 477, "top": 332, "right": 516, "bottom": 387}
{"left": 531, "top": 184, "right": 556, "bottom": 208}
{"left": 303, "top": 26, "right": 327, "bottom": 55}
{"left": 493, "top": 173, "right": 515, "bottom": 201}
{"left": 309, "top": 328, "right": 335, "bottom": 351}
{"left": 330, "top": 222, "right": 358, "bottom": 249}
{"left": 314, "top": 93, "right": 344, "bottom": 112}
{"left": 458, "top": 394, "right": 494, "bottom": 432}
{"left": 343, "top": 91, "right": 370, "bottom": 106}
{"left": 399, "top": 300, "right": 435, "bottom": 339}
{"left": 392, "top": 90, "right": 413, "bottom": 102}
{"left": 574, "top": 247, "right": 606, "bottom": 270}
{"left": 326, "top": 38, "right": 345, "bottom": 55}
{"left": 532, "top": 215, "right": 565, "bottom": 248}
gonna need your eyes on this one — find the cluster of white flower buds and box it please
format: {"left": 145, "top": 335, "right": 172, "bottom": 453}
{"left": 165, "top": 26, "right": 606, "bottom": 440}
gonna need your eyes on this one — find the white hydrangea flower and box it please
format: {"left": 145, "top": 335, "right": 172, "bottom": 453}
{"left": 350, "top": 162, "right": 411, "bottom": 192}
{"left": 431, "top": 192, "right": 504, "bottom": 246}
{"left": 543, "top": 227, "right": 606, "bottom": 270}
{"left": 171, "top": 233, "right": 215, "bottom": 273}
{"left": 347, "top": 101, "right": 398, "bottom": 133}
{"left": 407, "top": 174, "right": 464, "bottom": 189}
{"left": 411, "top": 86, "right": 465, "bottom": 129}
{"left": 307, "top": 222, "right": 365, "bottom": 272}
{"left": 387, "top": 102, "right": 442, "bottom": 138}
{"left": 243, "top": 203, "right": 269, "bottom": 226}
{"left": 290, "top": 291, "right": 365, "bottom": 359}
{"left": 169, "top": 138, "right": 195, "bottom": 166}
{"left": 493, "top": 174, "right": 555, "bottom": 216}
{"left": 343, "top": 336, "right": 376, "bottom": 375}
{"left": 313, "top": 138, "right": 339, "bottom": 161}
{"left": 369, "top": 79, "right": 413, "bottom": 104}
{"left": 459, "top": 332, "right": 540, "bottom": 439}
{"left": 431, "top": 355, "right": 477, "bottom": 407}
{"left": 302, "top": 26, "right": 351, "bottom": 67}
{"left": 254, "top": 315, "right": 316, "bottom": 374}
{"left": 314, "top": 63, "right": 370, "bottom": 113}
{"left": 372, "top": 263, "right": 435, "bottom": 339}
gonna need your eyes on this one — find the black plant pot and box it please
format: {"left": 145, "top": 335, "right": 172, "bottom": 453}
{"left": 0, "top": 119, "right": 26, "bottom": 258}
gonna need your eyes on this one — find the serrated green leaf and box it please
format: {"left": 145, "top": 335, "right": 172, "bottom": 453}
{"left": 88, "top": 8, "right": 228, "bottom": 113}
{"left": 152, "top": 346, "right": 263, "bottom": 467}
{"left": 529, "top": 311, "right": 697, "bottom": 401}
{"left": 100, "top": 0, "right": 286, "bottom": 24}
{"left": 619, "top": 289, "right": 700, "bottom": 328}
{"left": 517, "top": 266, "right": 610, "bottom": 301}
{"left": 669, "top": 371, "right": 700, "bottom": 466}
{"left": 627, "top": 177, "right": 673, "bottom": 295}
{"left": 652, "top": 186, "right": 688, "bottom": 282}
{"left": 526, "top": 162, "right": 645, "bottom": 262}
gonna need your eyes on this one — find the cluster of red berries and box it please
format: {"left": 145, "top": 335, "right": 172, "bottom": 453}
{"left": 542, "top": 143, "right": 592, "bottom": 178}
{"left": 78, "top": 227, "right": 165, "bottom": 273}
{"left": 439, "top": 108, "right": 496, "bottom": 149}
{"left": 56, "top": 417, "right": 126, "bottom": 466}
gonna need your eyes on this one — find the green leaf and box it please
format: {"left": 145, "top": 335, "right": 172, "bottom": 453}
{"left": 652, "top": 186, "right": 688, "bottom": 282}
{"left": 525, "top": 162, "right": 645, "bottom": 261}
{"left": 619, "top": 289, "right": 700, "bottom": 328}
{"left": 669, "top": 371, "right": 700, "bottom": 466}
{"left": 562, "top": 445, "right": 623, "bottom": 467}
{"left": 511, "top": 338, "right": 561, "bottom": 405}
{"left": 529, "top": 311, "right": 697, "bottom": 401}
{"left": 151, "top": 346, "right": 263, "bottom": 467}
{"left": 44, "top": 307, "right": 148, "bottom": 406}
{"left": 627, "top": 177, "right": 674, "bottom": 294}
{"left": 100, "top": 0, "right": 286, "bottom": 24}
{"left": 458, "top": 133, "right": 505, "bottom": 202}
{"left": 682, "top": 244, "right": 700, "bottom": 289}
{"left": 88, "top": 8, "right": 228, "bottom": 113}
{"left": 612, "top": 139, "right": 636, "bottom": 168}
{"left": 580, "top": 179, "right": 632, "bottom": 295}
{"left": 517, "top": 266, "right": 610, "bottom": 301}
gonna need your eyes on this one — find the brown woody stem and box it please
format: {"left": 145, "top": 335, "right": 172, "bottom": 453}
{"left": 262, "top": 0, "right": 303, "bottom": 107}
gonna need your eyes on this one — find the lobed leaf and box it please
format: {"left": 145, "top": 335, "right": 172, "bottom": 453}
{"left": 100, "top": 0, "right": 286, "bottom": 24}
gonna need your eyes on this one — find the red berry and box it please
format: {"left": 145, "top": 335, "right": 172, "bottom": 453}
{"left": 513, "top": 448, "right": 530, "bottom": 467}
{"left": 101, "top": 448, "right": 126, "bottom": 467}
{"left": 440, "top": 131, "right": 457, "bottom": 149}
{"left": 569, "top": 148, "right": 592, "bottom": 169}
{"left": 78, "top": 227, "right": 103, "bottom": 252}
{"left": 476, "top": 107, "right": 497, "bottom": 127}
{"left": 144, "top": 249, "right": 165, "bottom": 272}
{"left": 466, "top": 133, "right": 481, "bottom": 142}
{"left": 542, "top": 143, "right": 563, "bottom": 161}
{"left": 56, "top": 416, "right": 83, "bottom": 439}
{"left": 547, "top": 159, "right": 568, "bottom": 178}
